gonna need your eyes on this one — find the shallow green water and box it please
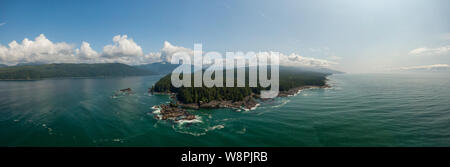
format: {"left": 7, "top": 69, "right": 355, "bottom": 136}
{"left": 1, "top": 73, "right": 449, "bottom": 146}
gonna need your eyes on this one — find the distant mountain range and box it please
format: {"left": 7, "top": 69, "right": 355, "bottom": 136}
{"left": 135, "top": 62, "right": 180, "bottom": 75}
{"left": 0, "top": 63, "right": 154, "bottom": 80}
{"left": 15, "top": 62, "right": 47, "bottom": 67}
{"left": 0, "top": 61, "right": 342, "bottom": 80}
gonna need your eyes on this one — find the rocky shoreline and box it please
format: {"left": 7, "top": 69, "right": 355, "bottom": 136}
{"left": 176, "top": 95, "right": 259, "bottom": 110}
{"left": 150, "top": 84, "right": 329, "bottom": 121}
{"left": 277, "top": 84, "right": 330, "bottom": 97}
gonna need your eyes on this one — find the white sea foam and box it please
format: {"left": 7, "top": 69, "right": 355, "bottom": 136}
{"left": 175, "top": 130, "right": 206, "bottom": 136}
{"left": 206, "top": 125, "right": 224, "bottom": 131}
{"left": 237, "top": 128, "right": 247, "bottom": 134}
{"left": 174, "top": 124, "right": 224, "bottom": 136}
{"left": 42, "top": 124, "right": 54, "bottom": 135}
{"left": 239, "top": 103, "right": 261, "bottom": 112}
{"left": 151, "top": 105, "right": 159, "bottom": 110}
{"left": 221, "top": 118, "right": 231, "bottom": 122}
{"left": 272, "top": 100, "right": 290, "bottom": 108}
{"left": 250, "top": 103, "right": 260, "bottom": 110}
{"left": 112, "top": 138, "right": 123, "bottom": 142}
{"left": 288, "top": 89, "right": 303, "bottom": 97}
{"left": 176, "top": 116, "right": 203, "bottom": 126}
{"left": 172, "top": 124, "right": 207, "bottom": 136}
{"left": 151, "top": 105, "right": 162, "bottom": 119}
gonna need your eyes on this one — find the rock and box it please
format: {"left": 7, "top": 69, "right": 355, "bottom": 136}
{"left": 119, "top": 88, "right": 133, "bottom": 95}
{"left": 120, "top": 88, "right": 132, "bottom": 92}
{"left": 184, "top": 115, "right": 196, "bottom": 120}
{"left": 155, "top": 104, "right": 196, "bottom": 121}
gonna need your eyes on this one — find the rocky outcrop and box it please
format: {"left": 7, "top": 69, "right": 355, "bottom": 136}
{"left": 112, "top": 88, "right": 134, "bottom": 98}
{"left": 175, "top": 95, "right": 259, "bottom": 111}
{"left": 157, "top": 104, "right": 196, "bottom": 121}
{"left": 277, "top": 85, "right": 330, "bottom": 97}
{"left": 150, "top": 84, "right": 330, "bottom": 121}
{"left": 120, "top": 88, "right": 133, "bottom": 94}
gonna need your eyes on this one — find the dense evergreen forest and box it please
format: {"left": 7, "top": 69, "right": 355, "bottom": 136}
{"left": 151, "top": 67, "right": 328, "bottom": 103}
{"left": 0, "top": 63, "right": 154, "bottom": 80}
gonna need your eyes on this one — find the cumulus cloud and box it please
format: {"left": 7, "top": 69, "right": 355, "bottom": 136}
{"left": 102, "top": 35, "right": 143, "bottom": 58}
{"left": 159, "top": 42, "right": 336, "bottom": 68}
{"left": 98, "top": 35, "right": 162, "bottom": 65}
{"left": 409, "top": 46, "right": 450, "bottom": 56}
{"left": 142, "top": 52, "right": 162, "bottom": 64}
{"left": 161, "top": 41, "right": 194, "bottom": 63}
{"left": 0, "top": 34, "right": 164, "bottom": 65}
{"left": 0, "top": 34, "right": 336, "bottom": 68}
{"left": 75, "top": 41, "right": 99, "bottom": 60}
{"left": 395, "top": 64, "right": 449, "bottom": 71}
{"left": 0, "top": 34, "right": 76, "bottom": 65}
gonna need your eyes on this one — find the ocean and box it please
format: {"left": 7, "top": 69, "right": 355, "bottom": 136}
{"left": 0, "top": 73, "right": 449, "bottom": 146}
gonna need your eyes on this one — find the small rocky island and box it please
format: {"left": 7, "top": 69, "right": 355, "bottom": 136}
{"left": 112, "top": 88, "right": 134, "bottom": 98}
{"left": 154, "top": 103, "right": 196, "bottom": 121}
{"left": 120, "top": 88, "right": 133, "bottom": 94}
{"left": 149, "top": 68, "right": 331, "bottom": 121}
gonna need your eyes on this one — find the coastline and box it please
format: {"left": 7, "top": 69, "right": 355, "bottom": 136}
{"left": 151, "top": 83, "right": 330, "bottom": 121}
{"left": 277, "top": 84, "right": 330, "bottom": 97}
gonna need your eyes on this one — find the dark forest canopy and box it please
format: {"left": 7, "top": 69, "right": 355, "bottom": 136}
{"left": 0, "top": 63, "right": 154, "bottom": 80}
{"left": 151, "top": 67, "right": 329, "bottom": 104}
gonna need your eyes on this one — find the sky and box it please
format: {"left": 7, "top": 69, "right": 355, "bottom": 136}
{"left": 0, "top": 0, "right": 449, "bottom": 73}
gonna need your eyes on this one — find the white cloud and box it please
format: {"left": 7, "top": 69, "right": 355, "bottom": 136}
{"left": 159, "top": 42, "right": 335, "bottom": 68}
{"left": 161, "top": 41, "right": 193, "bottom": 63}
{"left": 0, "top": 34, "right": 161, "bottom": 66}
{"left": 395, "top": 64, "right": 449, "bottom": 71}
{"left": 0, "top": 34, "right": 76, "bottom": 65}
{"left": 280, "top": 53, "right": 336, "bottom": 67}
{"left": 0, "top": 22, "right": 5, "bottom": 26}
{"left": 102, "top": 35, "right": 143, "bottom": 58}
{"left": 0, "top": 34, "right": 336, "bottom": 68}
{"left": 75, "top": 41, "right": 99, "bottom": 60}
{"left": 409, "top": 46, "right": 450, "bottom": 56}
{"left": 98, "top": 35, "right": 163, "bottom": 65}
{"left": 142, "top": 52, "right": 162, "bottom": 64}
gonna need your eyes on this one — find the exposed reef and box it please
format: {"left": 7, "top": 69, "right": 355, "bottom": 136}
{"left": 153, "top": 103, "right": 196, "bottom": 121}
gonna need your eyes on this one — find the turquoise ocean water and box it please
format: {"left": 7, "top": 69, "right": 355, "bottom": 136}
{"left": 0, "top": 73, "right": 449, "bottom": 146}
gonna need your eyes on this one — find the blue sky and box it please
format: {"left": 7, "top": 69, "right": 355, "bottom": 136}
{"left": 0, "top": 0, "right": 449, "bottom": 72}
